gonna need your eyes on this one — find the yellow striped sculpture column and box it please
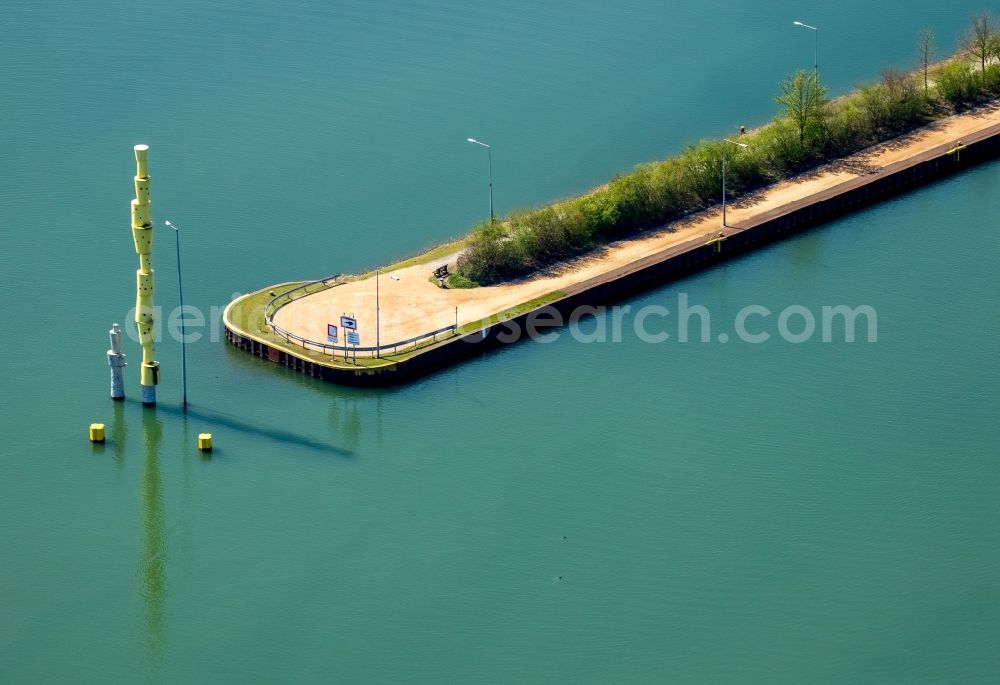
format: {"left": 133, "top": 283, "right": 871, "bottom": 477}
{"left": 131, "top": 144, "right": 160, "bottom": 405}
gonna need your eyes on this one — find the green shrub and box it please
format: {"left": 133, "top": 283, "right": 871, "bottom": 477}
{"left": 604, "top": 171, "right": 656, "bottom": 232}
{"left": 824, "top": 98, "right": 874, "bottom": 156}
{"left": 936, "top": 62, "right": 979, "bottom": 105}
{"left": 577, "top": 189, "right": 623, "bottom": 236}
{"left": 985, "top": 64, "right": 1000, "bottom": 92}
{"left": 646, "top": 158, "right": 702, "bottom": 218}
{"left": 551, "top": 203, "right": 592, "bottom": 248}
{"left": 753, "top": 118, "right": 811, "bottom": 175}
{"left": 447, "top": 273, "right": 478, "bottom": 289}
{"left": 456, "top": 221, "right": 528, "bottom": 283}
{"left": 723, "top": 145, "right": 769, "bottom": 194}
{"left": 678, "top": 142, "right": 723, "bottom": 202}
{"left": 880, "top": 69, "right": 925, "bottom": 130}
{"left": 454, "top": 47, "right": 998, "bottom": 285}
{"left": 858, "top": 83, "right": 891, "bottom": 132}
{"left": 512, "top": 213, "right": 566, "bottom": 264}
{"left": 510, "top": 204, "right": 592, "bottom": 265}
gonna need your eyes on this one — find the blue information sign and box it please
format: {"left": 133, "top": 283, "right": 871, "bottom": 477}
{"left": 346, "top": 331, "right": 360, "bottom": 346}
{"left": 327, "top": 324, "right": 338, "bottom": 343}
{"left": 340, "top": 315, "right": 357, "bottom": 330}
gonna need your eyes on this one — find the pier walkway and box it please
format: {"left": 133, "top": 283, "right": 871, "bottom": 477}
{"left": 272, "top": 104, "right": 1000, "bottom": 350}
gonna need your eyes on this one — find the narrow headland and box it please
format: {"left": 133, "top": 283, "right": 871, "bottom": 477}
{"left": 224, "top": 22, "right": 1000, "bottom": 385}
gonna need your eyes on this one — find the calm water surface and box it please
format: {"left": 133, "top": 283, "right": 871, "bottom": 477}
{"left": 1, "top": 1, "right": 998, "bottom": 682}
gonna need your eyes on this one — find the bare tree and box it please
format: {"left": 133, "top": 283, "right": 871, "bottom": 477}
{"left": 964, "top": 12, "right": 999, "bottom": 84}
{"left": 918, "top": 29, "right": 935, "bottom": 95}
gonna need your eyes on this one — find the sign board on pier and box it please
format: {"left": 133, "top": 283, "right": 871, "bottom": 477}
{"left": 346, "top": 331, "right": 360, "bottom": 346}
{"left": 327, "top": 324, "right": 338, "bottom": 343}
{"left": 340, "top": 315, "right": 357, "bottom": 330}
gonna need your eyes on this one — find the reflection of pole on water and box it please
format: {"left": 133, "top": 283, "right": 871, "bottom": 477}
{"left": 329, "top": 396, "right": 362, "bottom": 452}
{"left": 376, "top": 394, "right": 384, "bottom": 454}
{"left": 109, "top": 401, "right": 127, "bottom": 469}
{"left": 139, "top": 412, "right": 167, "bottom": 671}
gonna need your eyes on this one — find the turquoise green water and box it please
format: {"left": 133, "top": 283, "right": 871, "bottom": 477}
{"left": 2, "top": 1, "right": 999, "bottom": 682}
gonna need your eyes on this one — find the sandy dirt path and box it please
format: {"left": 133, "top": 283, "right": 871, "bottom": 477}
{"left": 274, "top": 104, "right": 1000, "bottom": 348}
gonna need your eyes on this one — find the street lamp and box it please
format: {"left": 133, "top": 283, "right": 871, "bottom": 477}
{"left": 722, "top": 139, "right": 748, "bottom": 228}
{"left": 793, "top": 21, "right": 819, "bottom": 76}
{"left": 163, "top": 220, "right": 187, "bottom": 411}
{"left": 466, "top": 137, "right": 494, "bottom": 223}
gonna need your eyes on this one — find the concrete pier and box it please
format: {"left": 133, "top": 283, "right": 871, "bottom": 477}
{"left": 224, "top": 111, "right": 1000, "bottom": 386}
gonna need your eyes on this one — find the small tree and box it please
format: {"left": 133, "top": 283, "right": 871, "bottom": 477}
{"left": 881, "top": 68, "right": 922, "bottom": 127}
{"left": 936, "top": 62, "right": 977, "bottom": 105}
{"left": 859, "top": 83, "right": 890, "bottom": 132}
{"left": 993, "top": 33, "right": 1000, "bottom": 83}
{"left": 964, "top": 12, "right": 999, "bottom": 85}
{"left": 775, "top": 70, "right": 828, "bottom": 147}
{"left": 918, "top": 29, "right": 935, "bottom": 96}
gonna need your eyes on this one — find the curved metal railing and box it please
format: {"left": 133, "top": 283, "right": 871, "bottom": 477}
{"left": 263, "top": 274, "right": 457, "bottom": 359}
{"left": 263, "top": 273, "right": 344, "bottom": 322}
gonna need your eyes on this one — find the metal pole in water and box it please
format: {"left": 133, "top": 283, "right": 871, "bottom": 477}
{"left": 165, "top": 220, "right": 187, "bottom": 411}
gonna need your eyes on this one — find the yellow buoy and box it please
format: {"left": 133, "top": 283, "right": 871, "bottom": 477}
{"left": 89, "top": 423, "right": 106, "bottom": 443}
{"left": 198, "top": 433, "right": 213, "bottom": 451}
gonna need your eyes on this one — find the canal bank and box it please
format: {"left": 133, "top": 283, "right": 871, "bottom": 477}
{"left": 224, "top": 109, "right": 1000, "bottom": 386}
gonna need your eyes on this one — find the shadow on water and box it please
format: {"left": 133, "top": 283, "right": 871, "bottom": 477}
{"left": 110, "top": 394, "right": 353, "bottom": 680}
{"left": 124, "top": 398, "right": 353, "bottom": 458}
{"left": 108, "top": 398, "right": 352, "bottom": 682}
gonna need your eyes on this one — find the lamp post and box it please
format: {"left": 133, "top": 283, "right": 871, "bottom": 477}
{"left": 163, "top": 220, "right": 187, "bottom": 411}
{"left": 793, "top": 21, "right": 819, "bottom": 77}
{"left": 466, "top": 137, "right": 494, "bottom": 222}
{"left": 375, "top": 268, "right": 380, "bottom": 358}
{"left": 722, "top": 139, "right": 748, "bottom": 228}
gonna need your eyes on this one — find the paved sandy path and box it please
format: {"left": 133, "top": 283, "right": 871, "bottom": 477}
{"left": 275, "top": 104, "right": 1000, "bottom": 349}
